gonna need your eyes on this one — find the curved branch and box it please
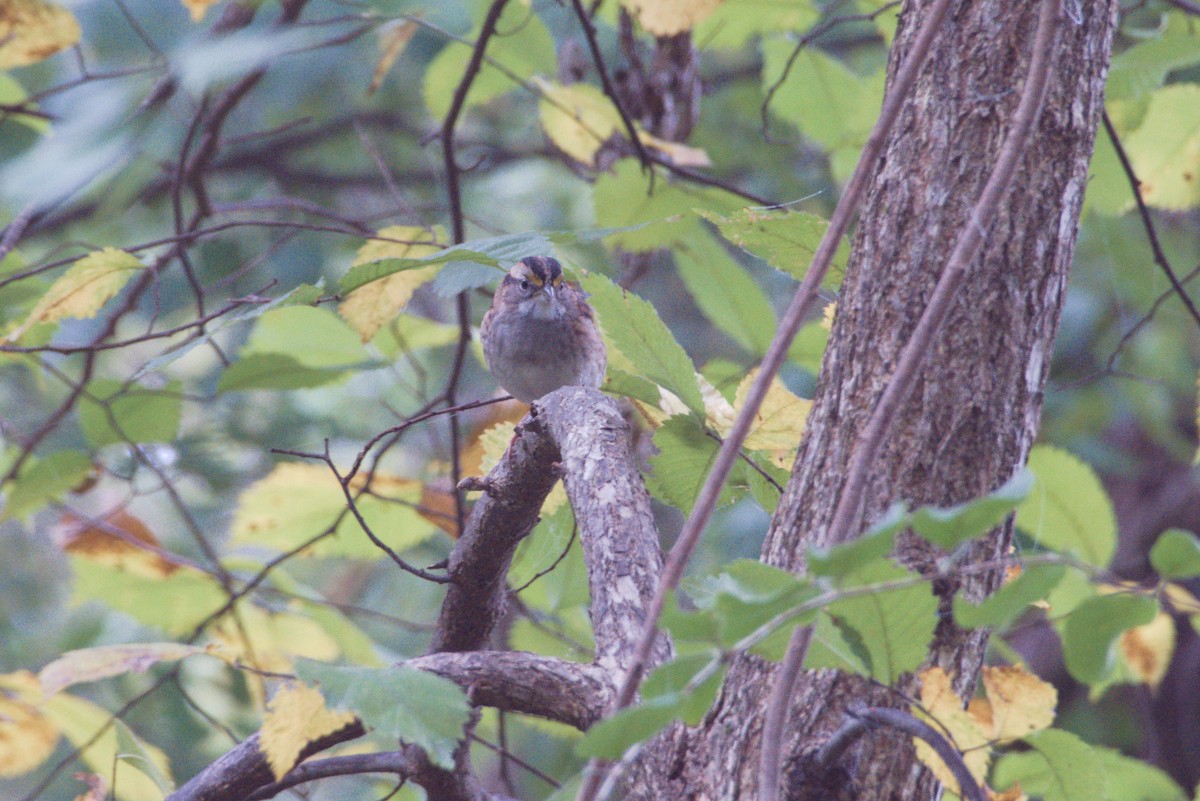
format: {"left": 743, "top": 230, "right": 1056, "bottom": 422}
{"left": 406, "top": 651, "right": 614, "bottom": 730}
{"left": 243, "top": 752, "right": 414, "bottom": 801}
{"left": 170, "top": 388, "right": 663, "bottom": 801}
{"left": 816, "top": 707, "right": 987, "bottom": 801}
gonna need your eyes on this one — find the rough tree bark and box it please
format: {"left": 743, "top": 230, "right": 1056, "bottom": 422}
{"left": 627, "top": 1, "right": 1119, "bottom": 798}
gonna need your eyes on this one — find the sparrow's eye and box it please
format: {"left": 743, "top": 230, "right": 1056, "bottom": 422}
{"left": 519, "top": 279, "right": 531, "bottom": 291}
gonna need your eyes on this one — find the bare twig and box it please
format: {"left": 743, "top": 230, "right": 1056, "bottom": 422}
{"left": 439, "top": 0, "right": 512, "bottom": 540}
{"left": 567, "top": 0, "right": 652, "bottom": 171}
{"left": 1101, "top": 110, "right": 1200, "bottom": 332}
{"left": 816, "top": 706, "right": 987, "bottom": 801}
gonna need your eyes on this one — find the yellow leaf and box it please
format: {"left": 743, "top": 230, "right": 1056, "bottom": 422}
{"left": 38, "top": 643, "right": 205, "bottom": 698}
{"left": 6, "top": 248, "right": 143, "bottom": 342}
{"left": 638, "top": 130, "right": 712, "bottom": 167}
{"left": 913, "top": 667, "right": 991, "bottom": 795}
{"left": 0, "top": 674, "right": 171, "bottom": 799}
{"left": 180, "top": 0, "right": 220, "bottom": 21}
{"left": 260, "top": 682, "right": 356, "bottom": 780}
{"left": 1124, "top": 85, "right": 1200, "bottom": 211}
{"left": 338, "top": 226, "right": 443, "bottom": 342}
{"left": 979, "top": 665, "right": 1056, "bottom": 742}
{"left": 821, "top": 300, "right": 836, "bottom": 331}
{"left": 622, "top": 0, "right": 724, "bottom": 36}
{"left": 732, "top": 369, "right": 811, "bottom": 468}
{"left": 1164, "top": 582, "right": 1200, "bottom": 614}
{"left": 0, "top": 0, "right": 80, "bottom": 68}
{"left": 1118, "top": 611, "right": 1175, "bottom": 691}
{"left": 535, "top": 78, "right": 623, "bottom": 166}
{"left": 0, "top": 672, "right": 59, "bottom": 777}
{"left": 368, "top": 20, "right": 418, "bottom": 95}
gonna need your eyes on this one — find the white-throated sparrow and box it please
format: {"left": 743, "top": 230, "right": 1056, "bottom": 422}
{"left": 480, "top": 256, "right": 606, "bottom": 403}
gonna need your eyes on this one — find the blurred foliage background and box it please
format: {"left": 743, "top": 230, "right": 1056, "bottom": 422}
{"left": 1, "top": 0, "right": 1199, "bottom": 798}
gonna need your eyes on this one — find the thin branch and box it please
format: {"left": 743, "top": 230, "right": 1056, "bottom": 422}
{"left": 567, "top": 0, "right": 652, "bottom": 171}
{"left": 576, "top": 0, "right": 956, "bottom": 795}
{"left": 438, "top": 0, "right": 511, "bottom": 542}
{"left": 243, "top": 752, "right": 413, "bottom": 801}
{"left": 270, "top": 444, "right": 451, "bottom": 583}
{"left": 761, "top": 3, "right": 1065, "bottom": 799}
{"left": 759, "top": 1, "right": 902, "bottom": 139}
{"left": 817, "top": 706, "right": 987, "bottom": 801}
{"left": 1101, "top": 110, "right": 1200, "bottom": 332}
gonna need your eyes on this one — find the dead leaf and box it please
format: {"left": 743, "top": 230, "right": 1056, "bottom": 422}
{"left": 980, "top": 665, "right": 1056, "bottom": 742}
{"left": 1118, "top": 612, "right": 1175, "bottom": 691}
{"left": 57, "top": 509, "right": 180, "bottom": 578}
{"left": 368, "top": 20, "right": 418, "bottom": 95}
{"left": 0, "top": 0, "right": 80, "bottom": 68}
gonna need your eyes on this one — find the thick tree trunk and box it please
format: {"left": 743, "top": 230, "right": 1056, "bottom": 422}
{"left": 630, "top": 1, "right": 1118, "bottom": 798}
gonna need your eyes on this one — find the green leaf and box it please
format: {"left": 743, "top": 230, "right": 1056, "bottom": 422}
{"left": 114, "top": 719, "right": 175, "bottom": 793}
{"left": 13, "top": 247, "right": 143, "bottom": 335}
{"left": 78, "top": 379, "right": 182, "bottom": 448}
{"left": 239, "top": 306, "right": 368, "bottom": 369}
{"left": 807, "top": 503, "right": 907, "bottom": 578}
{"left": 603, "top": 367, "right": 664, "bottom": 407}
{"left": 805, "top": 609, "right": 871, "bottom": 675}
{"left": 673, "top": 232, "right": 776, "bottom": 354}
{"left": 230, "top": 463, "right": 439, "bottom": 560}
{"left": 695, "top": 0, "right": 819, "bottom": 50}
{"left": 910, "top": 469, "right": 1033, "bottom": 550}
{"left": 806, "top": 559, "right": 935, "bottom": 683}
{"left": 581, "top": 271, "right": 704, "bottom": 415}
{"left": 642, "top": 652, "right": 727, "bottom": 725}
{"left": 2, "top": 449, "right": 92, "bottom": 521}
{"left": 1149, "top": 528, "right": 1200, "bottom": 579}
{"left": 1083, "top": 117, "right": 1130, "bottom": 217}
{"left": 992, "top": 729, "right": 1104, "bottom": 801}
{"left": 217, "top": 354, "right": 352, "bottom": 392}
{"left": 339, "top": 231, "right": 556, "bottom": 295}
{"left": 131, "top": 285, "right": 323, "bottom": 380}
{"left": 593, "top": 160, "right": 740, "bottom": 251}
{"left": 1015, "top": 445, "right": 1117, "bottom": 567}
{"left": 1122, "top": 84, "right": 1200, "bottom": 211}
{"left": 1061, "top": 593, "right": 1158, "bottom": 685}
{"left": 1106, "top": 14, "right": 1200, "bottom": 103}
{"left": 699, "top": 559, "right": 818, "bottom": 650}
{"left": 760, "top": 44, "right": 884, "bottom": 181}
{"left": 70, "top": 558, "right": 227, "bottom": 636}
{"left": 1094, "top": 745, "right": 1187, "bottom": 801}
{"left": 575, "top": 695, "right": 678, "bottom": 760}
{"left": 422, "top": 3, "right": 555, "bottom": 121}
{"left": 646, "top": 416, "right": 734, "bottom": 513}
{"left": 0, "top": 73, "right": 49, "bottom": 133}
{"left": 953, "top": 563, "right": 1066, "bottom": 630}
{"left": 661, "top": 592, "right": 720, "bottom": 646}
{"left": 296, "top": 662, "right": 470, "bottom": 770}
{"left": 701, "top": 208, "right": 849, "bottom": 289}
